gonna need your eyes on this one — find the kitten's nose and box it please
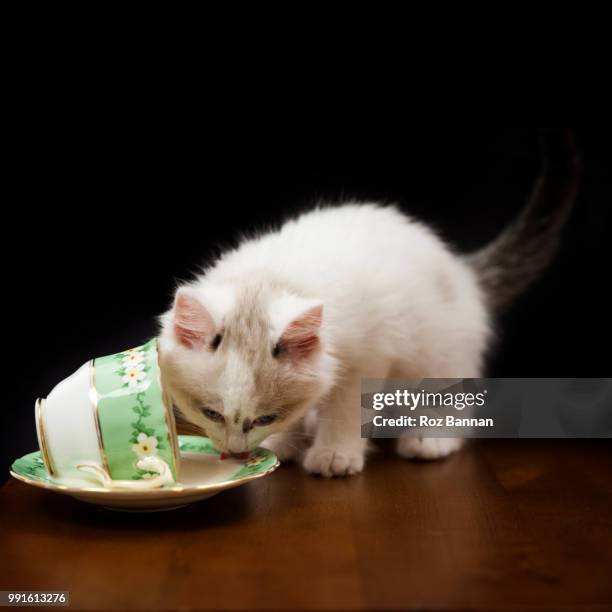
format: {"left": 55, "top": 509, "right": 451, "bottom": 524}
{"left": 227, "top": 435, "right": 247, "bottom": 453}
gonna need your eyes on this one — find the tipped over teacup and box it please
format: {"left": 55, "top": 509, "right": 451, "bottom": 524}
{"left": 35, "top": 339, "right": 180, "bottom": 489}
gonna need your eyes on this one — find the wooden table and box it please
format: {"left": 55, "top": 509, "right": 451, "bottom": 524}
{"left": 1, "top": 440, "right": 611, "bottom": 610}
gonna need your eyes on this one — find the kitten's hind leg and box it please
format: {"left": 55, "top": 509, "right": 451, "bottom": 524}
{"left": 393, "top": 358, "right": 479, "bottom": 461}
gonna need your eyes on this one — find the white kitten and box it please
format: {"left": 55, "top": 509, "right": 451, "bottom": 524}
{"left": 158, "top": 131, "right": 579, "bottom": 477}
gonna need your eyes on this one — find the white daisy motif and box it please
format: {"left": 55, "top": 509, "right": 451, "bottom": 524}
{"left": 132, "top": 432, "right": 158, "bottom": 458}
{"left": 122, "top": 363, "right": 146, "bottom": 388}
{"left": 122, "top": 351, "right": 144, "bottom": 366}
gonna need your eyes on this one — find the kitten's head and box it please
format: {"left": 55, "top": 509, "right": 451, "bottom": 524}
{"left": 158, "top": 282, "right": 337, "bottom": 454}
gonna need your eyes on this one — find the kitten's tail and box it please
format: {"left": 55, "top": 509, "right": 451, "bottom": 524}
{"left": 466, "top": 128, "right": 582, "bottom": 311}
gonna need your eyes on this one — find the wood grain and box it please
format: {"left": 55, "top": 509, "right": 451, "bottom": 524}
{"left": 1, "top": 440, "right": 611, "bottom": 610}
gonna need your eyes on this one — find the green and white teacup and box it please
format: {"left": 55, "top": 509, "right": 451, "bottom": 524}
{"left": 36, "top": 339, "right": 180, "bottom": 489}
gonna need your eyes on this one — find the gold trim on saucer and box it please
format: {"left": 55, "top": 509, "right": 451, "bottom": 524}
{"left": 156, "top": 339, "right": 181, "bottom": 479}
{"left": 88, "top": 359, "right": 111, "bottom": 474}
{"left": 35, "top": 398, "right": 55, "bottom": 476}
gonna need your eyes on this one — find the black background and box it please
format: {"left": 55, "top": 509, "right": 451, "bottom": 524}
{"left": 3, "top": 126, "right": 610, "bottom": 480}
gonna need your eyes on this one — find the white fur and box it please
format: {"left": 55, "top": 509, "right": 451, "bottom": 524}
{"left": 159, "top": 204, "right": 490, "bottom": 476}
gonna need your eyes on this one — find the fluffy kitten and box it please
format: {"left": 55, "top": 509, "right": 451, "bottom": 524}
{"left": 158, "top": 130, "right": 580, "bottom": 477}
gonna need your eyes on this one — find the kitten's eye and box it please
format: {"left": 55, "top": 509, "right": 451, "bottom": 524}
{"left": 202, "top": 408, "right": 224, "bottom": 423}
{"left": 253, "top": 414, "right": 277, "bottom": 427}
{"left": 210, "top": 333, "right": 223, "bottom": 350}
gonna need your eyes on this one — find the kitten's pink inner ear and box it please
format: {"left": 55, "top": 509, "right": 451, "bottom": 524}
{"left": 280, "top": 305, "right": 323, "bottom": 359}
{"left": 173, "top": 292, "right": 216, "bottom": 349}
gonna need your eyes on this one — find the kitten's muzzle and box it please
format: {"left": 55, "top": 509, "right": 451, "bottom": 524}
{"left": 227, "top": 434, "right": 249, "bottom": 454}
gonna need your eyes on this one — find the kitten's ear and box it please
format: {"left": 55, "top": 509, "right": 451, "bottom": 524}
{"left": 173, "top": 289, "right": 216, "bottom": 349}
{"left": 278, "top": 303, "right": 323, "bottom": 360}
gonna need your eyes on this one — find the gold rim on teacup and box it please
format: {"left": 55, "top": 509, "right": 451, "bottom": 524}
{"left": 35, "top": 398, "right": 55, "bottom": 476}
{"left": 88, "top": 359, "right": 111, "bottom": 475}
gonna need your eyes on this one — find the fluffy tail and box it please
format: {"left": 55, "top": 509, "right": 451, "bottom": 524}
{"left": 466, "top": 128, "right": 582, "bottom": 311}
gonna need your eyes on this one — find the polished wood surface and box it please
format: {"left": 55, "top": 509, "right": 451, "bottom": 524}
{"left": 1, "top": 440, "right": 611, "bottom": 611}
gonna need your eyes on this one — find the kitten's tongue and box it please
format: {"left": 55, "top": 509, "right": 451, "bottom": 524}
{"left": 220, "top": 452, "right": 250, "bottom": 461}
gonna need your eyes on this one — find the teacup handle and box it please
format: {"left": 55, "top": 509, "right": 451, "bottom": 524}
{"left": 76, "top": 456, "right": 174, "bottom": 490}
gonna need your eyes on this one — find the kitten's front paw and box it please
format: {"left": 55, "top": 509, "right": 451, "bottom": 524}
{"left": 302, "top": 445, "right": 364, "bottom": 477}
{"left": 261, "top": 433, "right": 304, "bottom": 462}
{"left": 396, "top": 437, "right": 463, "bottom": 461}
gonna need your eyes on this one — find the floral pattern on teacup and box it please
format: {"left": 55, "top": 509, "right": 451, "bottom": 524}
{"left": 122, "top": 351, "right": 145, "bottom": 366}
{"left": 114, "top": 346, "right": 151, "bottom": 391}
{"left": 132, "top": 432, "right": 159, "bottom": 458}
{"left": 112, "top": 341, "right": 168, "bottom": 480}
{"left": 122, "top": 364, "right": 146, "bottom": 388}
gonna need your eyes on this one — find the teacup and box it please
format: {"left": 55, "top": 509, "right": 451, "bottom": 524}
{"left": 36, "top": 339, "right": 180, "bottom": 489}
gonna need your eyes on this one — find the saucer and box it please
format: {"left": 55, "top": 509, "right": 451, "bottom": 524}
{"left": 10, "top": 435, "right": 279, "bottom": 511}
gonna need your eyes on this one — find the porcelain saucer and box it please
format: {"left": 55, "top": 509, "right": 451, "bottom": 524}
{"left": 10, "top": 435, "right": 279, "bottom": 511}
